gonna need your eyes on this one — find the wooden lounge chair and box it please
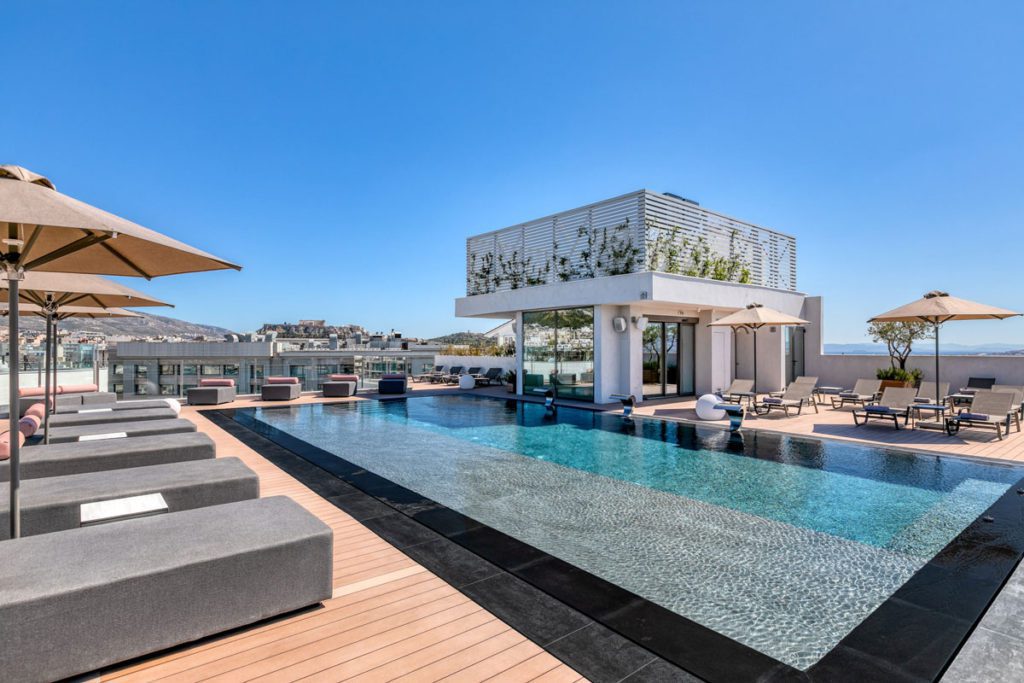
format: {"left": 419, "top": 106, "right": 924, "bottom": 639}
{"left": 718, "top": 379, "right": 755, "bottom": 406}
{"left": 754, "top": 384, "right": 818, "bottom": 416}
{"left": 769, "top": 376, "right": 818, "bottom": 398}
{"left": 992, "top": 384, "right": 1024, "bottom": 417}
{"left": 475, "top": 368, "right": 504, "bottom": 386}
{"left": 852, "top": 387, "right": 918, "bottom": 429}
{"left": 913, "top": 381, "right": 949, "bottom": 405}
{"left": 443, "top": 366, "right": 465, "bottom": 384}
{"left": 946, "top": 390, "right": 1020, "bottom": 440}
{"left": 831, "top": 379, "right": 882, "bottom": 409}
{"left": 960, "top": 377, "right": 996, "bottom": 394}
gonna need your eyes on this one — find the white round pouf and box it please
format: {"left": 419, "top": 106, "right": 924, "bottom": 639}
{"left": 458, "top": 374, "right": 476, "bottom": 390}
{"left": 695, "top": 394, "right": 726, "bottom": 421}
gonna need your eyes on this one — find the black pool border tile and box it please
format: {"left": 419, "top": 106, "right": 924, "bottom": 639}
{"left": 212, "top": 401, "right": 1024, "bottom": 682}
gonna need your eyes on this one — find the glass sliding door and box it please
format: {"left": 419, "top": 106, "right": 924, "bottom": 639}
{"left": 522, "top": 307, "right": 594, "bottom": 402}
{"left": 643, "top": 321, "right": 696, "bottom": 398}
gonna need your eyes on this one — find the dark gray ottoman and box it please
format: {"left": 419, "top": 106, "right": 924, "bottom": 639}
{"left": 377, "top": 378, "right": 407, "bottom": 394}
{"left": 0, "top": 457, "right": 259, "bottom": 539}
{"left": 187, "top": 385, "right": 236, "bottom": 405}
{"left": 45, "top": 418, "right": 197, "bottom": 444}
{"left": 0, "top": 496, "right": 333, "bottom": 683}
{"left": 0, "top": 432, "right": 216, "bottom": 482}
{"left": 261, "top": 383, "right": 301, "bottom": 400}
{"left": 322, "top": 381, "right": 357, "bottom": 397}
{"left": 48, "top": 407, "right": 178, "bottom": 429}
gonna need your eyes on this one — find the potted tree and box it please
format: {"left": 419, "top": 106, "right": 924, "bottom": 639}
{"left": 504, "top": 369, "right": 517, "bottom": 393}
{"left": 868, "top": 321, "right": 932, "bottom": 389}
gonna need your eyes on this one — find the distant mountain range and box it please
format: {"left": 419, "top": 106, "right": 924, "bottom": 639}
{"left": 825, "top": 342, "right": 1024, "bottom": 356}
{"left": 19, "top": 312, "right": 234, "bottom": 339}
{"left": 430, "top": 332, "right": 492, "bottom": 347}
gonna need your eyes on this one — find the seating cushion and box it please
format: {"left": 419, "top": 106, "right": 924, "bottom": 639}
{"left": 48, "top": 407, "right": 178, "bottom": 429}
{"left": 265, "top": 376, "right": 300, "bottom": 385}
{"left": 17, "top": 386, "right": 49, "bottom": 398}
{"left": 864, "top": 405, "right": 894, "bottom": 413}
{"left": 19, "top": 416, "right": 41, "bottom": 438}
{"left": 58, "top": 383, "right": 99, "bottom": 394}
{"left": 25, "top": 404, "right": 46, "bottom": 421}
{"left": 761, "top": 398, "right": 783, "bottom": 405}
{"left": 959, "top": 412, "right": 991, "bottom": 421}
{"left": 381, "top": 373, "right": 406, "bottom": 380}
{"left": 328, "top": 374, "right": 358, "bottom": 382}
{"left": 44, "top": 418, "right": 197, "bottom": 445}
{"left": 199, "top": 378, "right": 235, "bottom": 387}
{"left": 0, "top": 431, "right": 27, "bottom": 461}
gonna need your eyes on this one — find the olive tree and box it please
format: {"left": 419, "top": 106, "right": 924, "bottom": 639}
{"left": 868, "top": 321, "right": 934, "bottom": 370}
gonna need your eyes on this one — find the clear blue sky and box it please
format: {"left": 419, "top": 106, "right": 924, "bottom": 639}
{"left": 4, "top": 1, "right": 1022, "bottom": 344}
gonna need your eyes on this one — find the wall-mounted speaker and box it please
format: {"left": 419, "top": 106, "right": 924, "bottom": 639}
{"left": 612, "top": 317, "right": 627, "bottom": 333}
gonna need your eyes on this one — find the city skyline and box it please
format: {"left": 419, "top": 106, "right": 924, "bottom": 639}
{"left": 4, "top": 2, "right": 1022, "bottom": 344}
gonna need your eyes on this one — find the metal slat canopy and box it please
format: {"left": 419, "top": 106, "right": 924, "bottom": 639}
{"left": 0, "top": 165, "right": 239, "bottom": 538}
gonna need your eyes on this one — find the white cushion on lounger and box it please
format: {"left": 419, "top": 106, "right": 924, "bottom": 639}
{"left": 78, "top": 433, "right": 127, "bottom": 442}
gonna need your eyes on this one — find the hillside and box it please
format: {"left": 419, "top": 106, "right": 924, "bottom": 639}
{"left": 430, "top": 332, "right": 492, "bottom": 347}
{"left": 257, "top": 322, "right": 369, "bottom": 339}
{"left": 18, "top": 312, "right": 234, "bottom": 339}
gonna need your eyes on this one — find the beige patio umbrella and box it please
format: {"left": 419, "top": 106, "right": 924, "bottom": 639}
{"left": 0, "top": 165, "right": 239, "bottom": 538}
{"left": 2, "top": 302, "right": 144, "bottom": 443}
{"left": 708, "top": 303, "right": 809, "bottom": 392}
{"left": 869, "top": 291, "right": 1021, "bottom": 404}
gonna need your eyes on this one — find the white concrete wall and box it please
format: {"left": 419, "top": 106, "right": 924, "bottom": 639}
{"left": 802, "top": 295, "right": 1024, "bottom": 390}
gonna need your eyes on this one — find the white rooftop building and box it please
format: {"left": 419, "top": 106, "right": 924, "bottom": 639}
{"left": 455, "top": 190, "right": 815, "bottom": 403}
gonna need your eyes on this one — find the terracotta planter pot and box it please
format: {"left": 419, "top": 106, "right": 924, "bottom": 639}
{"left": 879, "top": 379, "right": 912, "bottom": 391}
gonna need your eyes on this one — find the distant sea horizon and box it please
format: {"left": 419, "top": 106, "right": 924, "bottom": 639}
{"left": 824, "top": 342, "right": 1024, "bottom": 356}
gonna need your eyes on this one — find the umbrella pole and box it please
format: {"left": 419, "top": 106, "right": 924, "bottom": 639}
{"left": 7, "top": 278, "right": 20, "bottom": 539}
{"left": 935, "top": 322, "right": 941, "bottom": 406}
{"left": 752, "top": 328, "right": 758, "bottom": 394}
{"left": 43, "top": 313, "right": 52, "bottom": 444}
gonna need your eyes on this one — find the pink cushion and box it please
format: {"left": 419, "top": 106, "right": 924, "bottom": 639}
{"left": 18, "top": 415, "right": 40, "bottom": 438}
{"left": 266, "top": 377, "right": 300, "bottom": 385}
{"left": 328, "top": 374, "right": 358, "bottom": 382}
{"left": 0, "top": 430, "right": 27, "bottom": 461}
{"left": 199, "top": 378, "right": 235, "bottom": 387}
{"left": 58, "top": 383, "right": 99, "bottom": 394}
{"left": 25, "top": 404, "right": 46, "bottom": 421}
{"left": 381, "top": 374, "right": 406, "bottom": 380}
{"left": 17, "top": 386, "right": 48, "bottom": 398}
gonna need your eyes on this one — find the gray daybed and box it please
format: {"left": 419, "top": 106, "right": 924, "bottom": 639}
{"left": 54, "top": 398, "right": 180, "bottom": 414}
{"left": 0, "top": 432, "right": 216, "bottom": 482}
{"left": 0, "top": 496, "right": 333, "bottom": 683}
{"left": 44, "top": 418, "right": 197, "bottom": 444}
{"left": 19, "top": 390, "right": 117, "bottom": 416}
{"left": 261, "top": 377, "right": 301, "bottom": 401}
{"left": 0, "top": 457, "right": 258, "bottom": 540}
{"left": 322, "top": 373, "right": 358, "bottom": 397}
{"left": 47, "top": 407, "right": 179, "bottom": 429}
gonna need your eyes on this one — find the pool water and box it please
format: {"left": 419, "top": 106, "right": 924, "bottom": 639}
{"left": 252, "top": 395, "right": 1023, "bottom": 669}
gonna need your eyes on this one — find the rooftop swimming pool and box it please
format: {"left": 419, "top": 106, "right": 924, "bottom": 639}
{"left": 236, "top": 395, "right": 1024, "bottom": 678}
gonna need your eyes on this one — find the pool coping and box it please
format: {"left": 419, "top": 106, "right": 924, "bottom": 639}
{"left": 215, "top": 397, "right": 1024, "bottom": 682}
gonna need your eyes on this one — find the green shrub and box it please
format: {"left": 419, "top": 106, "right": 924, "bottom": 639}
{"left": 875, "top": 367, "right": 923, "bottom": 385}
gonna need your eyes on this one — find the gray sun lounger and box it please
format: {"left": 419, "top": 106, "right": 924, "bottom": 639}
{"left": 0, "top": 432, "right": 216, "bottom": 482}
{"left": 20, "top": 391, "right": 117, "bottom": 415}
{"left": 44, "top": 418, "right": 197, "bottom": 444}
{"left": 54, "top": 398, "right": 179, "bottom": 414}
{"left": 0, "top": 457, "right": 259, "bottom": 540}
{"left": 0, "top": 496, "right": 333, "bottom": 683}
{"left": 47, "top": 407, "right": 179, "bottom": 429}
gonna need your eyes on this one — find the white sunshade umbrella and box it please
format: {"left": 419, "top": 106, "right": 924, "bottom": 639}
{"left": 869, "top": 291, "right": 1021, "bottom": 404}
{"left": 0, "top": 165, "right": 239, "bottom": 538}
{"left": 708, "top": 303, "right": 809, "bottom": 392}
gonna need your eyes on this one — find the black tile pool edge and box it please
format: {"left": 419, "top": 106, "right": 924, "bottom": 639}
{"left": 211, "top": 404, "right": 1024, "bottom": 683}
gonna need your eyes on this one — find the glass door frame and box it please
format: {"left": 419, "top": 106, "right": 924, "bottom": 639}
{"left": 642, "top": 318, "right": 697, "bottom": 399}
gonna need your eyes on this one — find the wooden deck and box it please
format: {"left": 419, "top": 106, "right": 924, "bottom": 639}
{"left": 98, "top": 396, "right": 584, "bottom": 683}
{"left": 634, "top": 396, "right": 1024, "bottom": 463}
